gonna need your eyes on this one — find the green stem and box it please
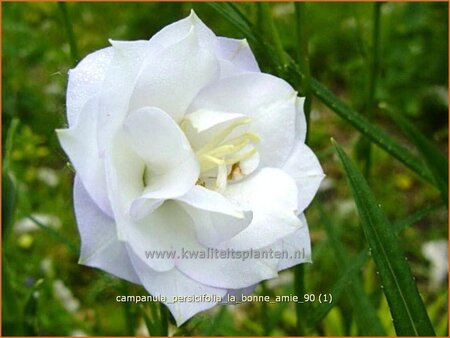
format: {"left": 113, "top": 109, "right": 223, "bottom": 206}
{"left": 295, "top": 2, "right": 312, "bottom": 142}
{"left": 159, "top": 302, "right": 169, "bottom": 336}
{"left": 294, "top": 5, "right": 312, "bottom": 335}
{"left": 363, "top": 2, "right": 382, "bottom": 179}
{"left": 58, "top": 2, "right": 79, "bottom": 64}
{"left": 294, "top": 264, "right": 306, "bottom": 336}
{"left": 259, "top": 3, "right": 288, "bottom": 69}
{"left": 260, "top": 282, "right": 271, "bottom": 335}
{"left": 121, "top": 282, "right": 136, "bottom": 335}
{"left": 28, "top": 215, "right": 78, "bottom": 254}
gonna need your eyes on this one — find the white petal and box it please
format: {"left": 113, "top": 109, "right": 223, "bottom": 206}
{"left": 218, "top": 168, "right": 302, "bottom": 250}
{"left": 277, "top": 214, "right": 312, "bottom": 271}
{"left": 217, "top": 37, "right": 260, "bottom": 77}
{"left": 149, "top": 10, "right": 218, "bottom": 50}
{"left": 176, "top": 241, "right": 280, "bottom": 289}
{"left": 73, "top": 175, "right": 140, "bottom": 284}
{"left": 66, "top": 47, "right": 114, "bottom": 127}
{"left": 183, "top": 110, "right": 250, "bottom": 152}
{"left": 96, "top": 40, "right": 159, "bottom": 155}
{"left": 184, "top": 110, "right": 248, "bottom": 133}
{"left": 123, "top": 107, "right": 199, "bottom": 219}
{"left": 57, "top": 96, "right": 112, "bottom": 217}
{"left": 129, "top": 25, "right": 220, "bottom": 122}
{"left": 239, "top": 151, "right": 260, "bottom": 177}
{"left": 223, "top": 284, "right": 257, "bottom": 304}
{"left": 123, "top": 202, "right": 188, "bottom": 272}
{"left": 282, "top": 142, "right": 324, "bottom": 213}
{"left": 188, "top": 73, "right": 297, "bottom": 167}
{"left": 126, "top": 201, "right": 278, "bottom": 288}
{"left": 295, "top": 97, "right": 307, "bottom": 143}
{"left": 179, "top": 202, "right": 252, "bottom": 247}
{"left": 176, "top": 185, "right": 244, "bottom": 218}
{"left": 104, "top": 130, "right": 146, "bottom": 238}
{"left": 127, "top": 248, "right": 227, "bottom": 326}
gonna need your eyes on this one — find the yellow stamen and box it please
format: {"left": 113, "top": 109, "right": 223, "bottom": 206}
{"left": 189, "top": 117, "right": 259, "bottom": 178}
{"left": 224, "top": 148, "right": 257, "bottom": 165}
{"left": 197, "top": 118, "right": 251, "bottom": 155}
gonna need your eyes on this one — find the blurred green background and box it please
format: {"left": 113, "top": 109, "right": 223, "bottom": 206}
{"left": 2, "top": 2, "right": 448, "bottom": 336}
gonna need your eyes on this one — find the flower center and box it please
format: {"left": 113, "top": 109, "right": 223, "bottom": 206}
{"left": 195, "top": 118, "right": 260, "bottom": 175}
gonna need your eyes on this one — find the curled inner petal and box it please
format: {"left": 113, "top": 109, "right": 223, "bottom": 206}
{"left": 195, "top": 118, "right": 260, "bottom": 175}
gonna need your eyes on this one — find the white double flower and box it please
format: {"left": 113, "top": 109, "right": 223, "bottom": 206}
{"left": 57, "top": 11, "right": 324, "bottom": 325}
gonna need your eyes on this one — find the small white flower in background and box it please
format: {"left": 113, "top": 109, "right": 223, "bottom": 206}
{"left": 57, "top": 10, "right": 324, "bottom": 325}
{"left": 14, "top": 213, "right": 61, "bottom": 234}
{"left": 422, "top": 239, "right": 448, "bottom": 290}
{"left": 53, "top": 279, "right": 80, "bottom": 313}
{"left": 70, "top": 329, "right": 88, "bottom": 337}
{"left": 37, "top": 167, "right": 59, "bottom": 187}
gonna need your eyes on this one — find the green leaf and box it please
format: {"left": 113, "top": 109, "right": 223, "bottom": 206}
{"left": 159, "top": 302, "right": 169, "bottom": 336}
{"left": 24, "top": 279, "right": 44, "bottom": 336}
{"left": 332, "top": 139, "right": 436, "bottom": 336}
{"left": 294, "top": 264, "right": 307, "bottom": 335}
{"left": 312, "top": 79, "right": 434, "bottom": 184}
{"left": 310, "top": 250, "right": 368, "bottom": 327}
{"left": 120, "top": 282, "right": 137, "bottom": 335}
{"left": 393, "top": 204, "right": 442, "bottom": 233}
{"left": 200, "top": 306, "right": 228, "bottom": 335}
{"left": 317, "top": 202, "right": 386, "bottom": 335}
{"left": 258, "top": 3, "right": 288, "bottom": 67}
{"left": 140, "top": 303, "right": 158, "bottom": 336}
{"left": 312, "top": 201, "right": 441, "bottom": 327}
{"left": 140, "top": 302, "right": 168, "bottom": 336}
{"left": 386, "top": 107, "right": 448, "bottom": 205}
{"left": 294, "top": 2, "right": 312, "bottom": 140}
{"left": 58, "top": 2, "right": 79, "bottom": 64}
{"left": 207, "top": 3, "right": 254, "bottom": 41}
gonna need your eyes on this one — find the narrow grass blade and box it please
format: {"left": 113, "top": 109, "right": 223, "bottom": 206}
{"left": 58, "top": 2, "right": 79, "bottom": 64}
{"left": 386, "top": 107, "right": 448, "bottom": 205}
{"left": 312, "top": 79, "right": 434, "bottom": 183}
{"left": 294, "top": 264, "right": 307, "bottom": 335}
{"left": 310, "top": 250, "right": 368, "bottom": 327}
{"left": 24, "top": 279, "right": 44, "bottom": 336}
{"left": 28, "top": 215, "right": 78, "bottom": 254}
{"left": 140, "top": 303, "right": 158, "bottom": 336}
{"left": 141, "top": 302, "right": 169, "bottom": 336}
{"left": 120, "top": 282, "right": 136, "bottom": 335}
{"left": 295, "top": 2, "right": 312, "bottom": 139}
{"left": 207, "top": 3, "right": 254, "bottom": 42}
{"left": 259, "top": 3, "right": 288, "bottom": 67}
{"left": 355, "top": 3, "right": 382, "bottom": 179}
{"left": 393, "top": 204, "right": 443, "bottom": 233}
{"left": 318, "top": 202, "right": 386, "bottom": 335}
{"left": 312, "top": 201, "right": 440, "bottom": 326}
{"left": 3, "top": 119, "right": 19, "bottom": 237}
{"left": 159, "top": 302, "right": 169, "bottom": 336}
{"left": 333, "top": 139, "right": 436, "bottom": 336}
{"left": 201, "top": 306, "right": 228, "bottom": 335}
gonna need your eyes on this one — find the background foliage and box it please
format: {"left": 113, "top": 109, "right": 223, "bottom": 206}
{"left": 2, "top": 2, "right": 448, "bottom": 336}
